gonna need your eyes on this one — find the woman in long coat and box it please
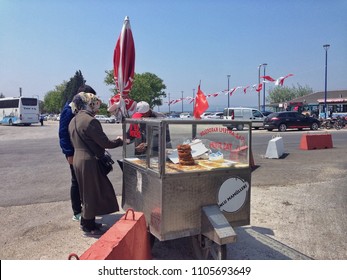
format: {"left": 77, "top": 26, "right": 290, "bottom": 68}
{"left": 68, "top": 92, "right": 122, "bottom": 236}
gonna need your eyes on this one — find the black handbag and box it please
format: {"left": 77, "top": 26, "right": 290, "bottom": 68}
{"left": 74, "top": 118, "right": 114, "bottom": 175}
{"left": 97, "top": 150, "right": 115, "bottom": 175}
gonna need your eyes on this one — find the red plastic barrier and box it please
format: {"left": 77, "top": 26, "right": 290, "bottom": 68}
{"left": 74, "top": 209, "right": 152, "bottom": 260}
{"left": 300, "top": 134, "right": 333, "bottom": 150}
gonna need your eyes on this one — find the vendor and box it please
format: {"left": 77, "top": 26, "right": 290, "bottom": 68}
{"left": 127, "top": 101, "right": 171, "bottom": 155}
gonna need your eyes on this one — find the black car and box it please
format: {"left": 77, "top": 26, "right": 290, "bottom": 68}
{"left": 263, "top": 111, "right": 320, "bottom": 132}
{"left": 261, "top": 111, "right": 273, "bottom": 116}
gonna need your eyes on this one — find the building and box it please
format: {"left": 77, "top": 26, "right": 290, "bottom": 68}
{"left": 272, "top": 90, "right": 347, "bottom": 118}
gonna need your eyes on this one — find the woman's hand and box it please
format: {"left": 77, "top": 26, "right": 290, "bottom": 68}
{"left": 135, "top": 142, "right": 147, "bottom": 153}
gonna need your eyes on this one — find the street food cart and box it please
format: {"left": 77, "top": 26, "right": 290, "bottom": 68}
{"left": 121, "top": 118, "right": 252, "bottom": 259}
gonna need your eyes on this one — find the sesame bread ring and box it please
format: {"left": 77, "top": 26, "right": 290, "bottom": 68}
{"left": 178, "top": 151, "right": 192, "bottom": 158}
{"left": 179, "top": 159, "right": 196, "bottom": 166}
{"left": 176, "top": 144, "right": 191, "bottom": 151}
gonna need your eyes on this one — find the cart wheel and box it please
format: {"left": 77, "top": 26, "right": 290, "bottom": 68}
{"left": 149, "top": 232, "right": 157, "bottom": 248}
{"left": 191, "top": 235, "right": 227, "bottom": 260}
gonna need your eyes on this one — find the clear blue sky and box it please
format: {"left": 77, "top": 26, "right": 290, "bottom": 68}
{"left": 1, "top": 0, "right": 346, "bottom": 112}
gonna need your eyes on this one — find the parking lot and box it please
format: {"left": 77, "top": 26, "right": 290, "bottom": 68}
{"left": 0, "top": 121, "right": 346, "bottom": 259}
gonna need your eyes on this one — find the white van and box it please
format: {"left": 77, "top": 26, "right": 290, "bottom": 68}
{"left": 223, "top": 107, "right": 265, "bottom": 130}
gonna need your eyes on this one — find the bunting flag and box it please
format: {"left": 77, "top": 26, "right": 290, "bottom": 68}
{"left": 255, "top": 83, "right": 263, "bottom": 92}
{"left": 207, "top": 93, "right": 219, "bottom": 98}
{"left": 193, "top": 85, "right": 209, "bottom": 119}
{"left": 185, "top": 96, "right": 195, "bottom": 104}
{"left": 166, "top": 73, "right": 294, "bottom": 106}
{"left": 229, "top": 86, "right": 241, "bottom": 96}
{"left": 275, "top": 74, "right": 294, "bottom": 86}
{"left": 260, "top": 75, "right": 276, "bottom": 82}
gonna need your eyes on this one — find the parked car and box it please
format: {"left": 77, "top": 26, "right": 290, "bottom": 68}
{"left": 47, "top": 114, "right": 59, "bottom": 121}
{"left": 263, "top": 111, "right": 320, "bottom": 132}
{"left": 168, "top": 112, "right": 180, "bottom": 118}
{"left": 180, "top": 112, "right": 191, "bottom": 119}
{"left": 261, "top": 111, "right": 273, "bottom": 116}
{"left": 200, "top": 112, "right": 213, "bottom": 119}
{"left": 95, "top": 115, "right": 116, "bottom": 123}
{"left": 207, "top": 112, "right": 224, "bottom": 119}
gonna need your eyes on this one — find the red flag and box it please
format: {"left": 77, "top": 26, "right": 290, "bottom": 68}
{"left": 193, "top": 85, "right": 209, "bottom": 119}
{"left": 260, "top": 75, "right": 276, "bottom": 82}
{"left": 243, "top": 85, "right": 250, "bottom": 94}
{"left": 255, "top": 83, "right": 263, "bottom": 92}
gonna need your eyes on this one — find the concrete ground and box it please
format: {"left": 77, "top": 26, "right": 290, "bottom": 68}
{"left": 0, "top": 121, "right": 346, "bottom": 260}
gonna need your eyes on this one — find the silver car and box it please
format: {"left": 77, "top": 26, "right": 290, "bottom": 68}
{"left": 95, "top": 115, "right": 116, "bottom": 123}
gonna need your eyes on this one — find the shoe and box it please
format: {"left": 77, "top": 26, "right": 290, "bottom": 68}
{"left": 72, "top": 213, "right": 81, "bottom": 221}
{"left": 82, "top": 225, "right": 108, "bottom": 238}
{"left": 94, "top": 222, "right": 103, "bottom": 229}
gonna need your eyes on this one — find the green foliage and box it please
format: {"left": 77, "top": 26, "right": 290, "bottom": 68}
{"left": 104, "top": 70, "right": 115, "bottom": 92}
{"left": 98, "top": 102, "right": 109, "bottom": 116}
{"left": 104, "top": 70, "right": 167, "bottom": 108}
{"left": 39, "top": 69, "right": 119, "bottom": 115}
{"left": 42, "top": 71, "right": 111, "bottom": 114}
{"left": 267, "top": 84, "right": 313, "bottom": 104}
{"left": 43, "top": 83, "right": 66, "bottom": 113}
{"left": 61, "top": 70, "right": 85, "bottom": 109}
{"left": 131, "top": 73, "right": 167, "bottom": 108}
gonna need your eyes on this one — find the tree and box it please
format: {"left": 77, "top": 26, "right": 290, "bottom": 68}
{"left": 267, "top": 84, "right": 313, "bottom": 104}
{"left": 104, "top": 70, "right": 167, "bottom": 108}
{"left": 61, "top": 70, "right": 85, "bottom": 109}
{"left": 98, "top": 102, "right": 108, "bottom": 116}
{"left": 0, "top": 93, "right": 5, "bottom": 98}
{"left": 42, "top": 71, "right": 111, "bottom": 114}
{"left": 43, "top": 82, "right": 66, "bottom": 113}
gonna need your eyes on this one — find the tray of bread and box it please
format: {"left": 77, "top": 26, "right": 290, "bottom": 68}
{"left": 124, "top": 157, "right": 239, "bottom": 173}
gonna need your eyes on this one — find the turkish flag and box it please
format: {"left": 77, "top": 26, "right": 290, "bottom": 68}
{"left": 193, "top": 85, "right": 209, "bottom": 119}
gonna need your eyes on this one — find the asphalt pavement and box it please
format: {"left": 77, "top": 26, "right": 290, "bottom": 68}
{"left": 0, "top": 121, "right": 346, "bottom": 260}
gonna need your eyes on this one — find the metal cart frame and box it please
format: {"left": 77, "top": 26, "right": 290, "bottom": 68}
{"left": 121, "top": 119, "right": 252, "bottom": 259}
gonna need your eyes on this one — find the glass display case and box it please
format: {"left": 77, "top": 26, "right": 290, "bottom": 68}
{"left": 121, "top": 118, "right": 252, "bottom": 258}
{"left": 123, "top": 119, "right": 251, "bottom": 175}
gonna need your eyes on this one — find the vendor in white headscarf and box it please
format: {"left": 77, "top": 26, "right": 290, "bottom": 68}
{"left": 68, "top": 91, "right": 123, "bottom": 237}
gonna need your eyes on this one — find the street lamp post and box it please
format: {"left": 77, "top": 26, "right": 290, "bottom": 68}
{"left": 168, "top": 92, "right": 171, "bottom": 114}
{"left": 257, "top": 65, "right": 261, "bottom": 110}
{"left": 181, "top": 91, "right": 184, "bottom": 113}
{"left": 257, "top": 63, "right": 267, "bottom": 111}
{"left": 192, "top": 88, "right": 195, "bottom": 111}
{"left": 323, "top": 44, "right": 330, "bottom": 119}
{"left": 262, "top": 63, "right": 267, "bottom": 112}
{"left": 227, "top": 75, "right": 231, "bottom": 108}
